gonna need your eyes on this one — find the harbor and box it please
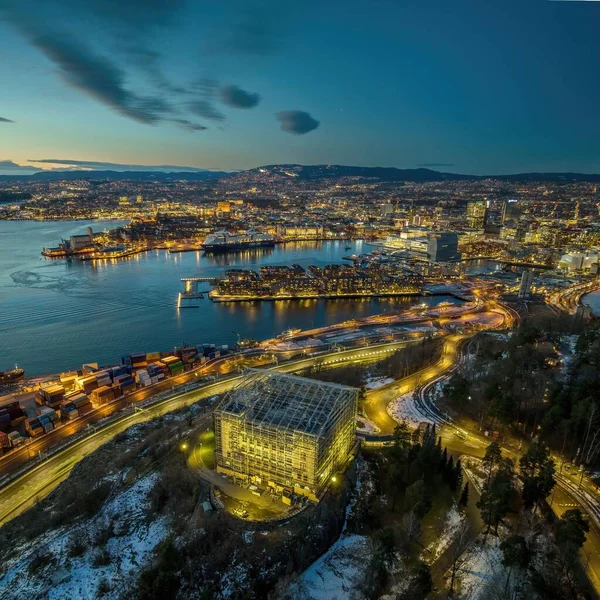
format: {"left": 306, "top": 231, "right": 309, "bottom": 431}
{"left": 3, "top": 222, "right": 463, "bottom": 376}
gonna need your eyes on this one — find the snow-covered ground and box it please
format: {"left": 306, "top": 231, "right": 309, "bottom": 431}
{"left": 458, "top": 536, "right": 505, "bottom": 599}
{"left": 289, "top": 534, "right": 371, "bottom": 600}
{"left": 387, "top": 393, "right": 434, "bottom": 427}
{"left": 356, "top": 417, "right": 380, "bottom": 435}
{"left": 0, "top": 473, "right": 168, "bottom": 600}
{"left": 364, "top": 376, "right": 395, "bottom": 390}
{"left": 424, "top": 504, "right": 466, "bottom": 563}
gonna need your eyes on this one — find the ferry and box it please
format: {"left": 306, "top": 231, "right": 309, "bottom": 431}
{"left": 202, "top": 230, "right": 277, "bottom": 253}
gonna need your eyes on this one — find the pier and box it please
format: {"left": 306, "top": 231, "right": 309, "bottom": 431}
{"left": 177, "top": 277, "right": 217, "bottom": 307}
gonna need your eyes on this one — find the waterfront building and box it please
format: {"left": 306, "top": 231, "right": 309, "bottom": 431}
{"left": 427, "top": 231, "right": 461, "bottom": 262}
{"left": 214, "top": 371, "right": 358, "bottom": 501}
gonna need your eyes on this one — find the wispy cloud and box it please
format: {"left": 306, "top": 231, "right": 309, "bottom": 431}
{"left": 0, "top": 117, "right": 15, "bottom": 123}
{"left": 27, "top": 159, "right": 215, "bottom": 172}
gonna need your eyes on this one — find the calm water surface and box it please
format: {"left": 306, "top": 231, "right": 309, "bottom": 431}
{"left": 0, "top": 221, "right": 461, "bottom": 375}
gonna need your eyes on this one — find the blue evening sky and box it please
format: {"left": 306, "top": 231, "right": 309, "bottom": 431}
{"left": 0, "top": 0, "right": 599, "bottom": 174}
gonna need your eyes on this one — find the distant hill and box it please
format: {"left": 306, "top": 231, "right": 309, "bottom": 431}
{"left": 227, "top": 164, "right": 474, "bottom": 182}
{"left": 0, "top": 169, "right": 230, "bottom": 182}
{"left": 1, "top": 164, "right": 600, "bottom": 183}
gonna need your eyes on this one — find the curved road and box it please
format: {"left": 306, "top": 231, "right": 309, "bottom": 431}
{"left": 0, "top": 338, "right": 418, "bottom": 525}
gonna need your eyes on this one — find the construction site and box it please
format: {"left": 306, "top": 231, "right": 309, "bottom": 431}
{"left": 214, "top": 370, "right": 359, "bottom": 502}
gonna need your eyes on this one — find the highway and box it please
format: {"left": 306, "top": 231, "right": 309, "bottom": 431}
{"left": 0, "top": 338, "right": 421, "bottom": 525}
{"left": 0, "top": 300, "right": 510, "bottom": 524}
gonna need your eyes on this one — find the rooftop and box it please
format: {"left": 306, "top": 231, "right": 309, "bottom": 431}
{"left": 215, "top": 370, "right": 358, "bottom": 437}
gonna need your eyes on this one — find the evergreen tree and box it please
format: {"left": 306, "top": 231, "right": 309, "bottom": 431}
{"left": 439, "top": 447, "right": 448, "bottom": 472}
{"left": 477, "top": 458, "right": 515, "bottom": 535}
{"left": 500, "top": 535, "right": 530, "bottom": 597}
{"left": 459, "top": 481, "right": 470, "bottom": 507}
{"left": 519, "top": 441, "right": 556, "bottom": 511}
{"left": 453, "top": 458, "right": 463, "bottom": 493}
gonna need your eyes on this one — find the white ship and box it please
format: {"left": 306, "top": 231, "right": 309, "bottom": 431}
{"left": 202, "top": 230, "right": 277, "bottom": 253}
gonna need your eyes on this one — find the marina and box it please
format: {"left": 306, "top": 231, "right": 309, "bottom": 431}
{"left": 0, "top": 221, "right": 464, "bottom": 376}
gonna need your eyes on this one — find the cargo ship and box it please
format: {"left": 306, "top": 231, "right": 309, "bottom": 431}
{"left": 0, "top": 366, "right": 25, "bottom": 384}
{"left": 202, "top": 230, "right": 277, "bottom": 253}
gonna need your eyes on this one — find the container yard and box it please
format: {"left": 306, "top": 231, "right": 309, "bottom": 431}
{"left": 0, "top": 342, "right": 231, "bottom": 456}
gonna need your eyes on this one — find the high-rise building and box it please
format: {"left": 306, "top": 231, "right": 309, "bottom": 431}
{"left": 214, "top": 370, "right": 358, "bottom": 501}
{"left": 466, "top": 201, "right": 487, "bottom": 228}
{"left": 427, "top": 231, "right": 461, "bottom": 262}
{"left": 518, "top": 270, "right": 534, "bottom": 299}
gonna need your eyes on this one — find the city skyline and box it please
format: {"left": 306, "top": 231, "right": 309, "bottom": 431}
{"left": 1, "top": 0, "right": 600, "bottom": 174}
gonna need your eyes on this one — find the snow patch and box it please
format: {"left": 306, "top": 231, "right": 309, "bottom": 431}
{"left": 0, "top": 473, "right": 168, "bottom": 600}
{"left": 289, "top": 534, "right": 371, "bottom": 600}
{"left": 365, "top": 377, "right": 395, "bottom": 390}
{"left": 387, "top": 393, "right": 434, "bottom": 427}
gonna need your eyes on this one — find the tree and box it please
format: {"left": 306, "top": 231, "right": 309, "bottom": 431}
{"left": 500, "top": 535, "right": 530, "bottom": 597}
{"left": 393, "top": 421, "right": 412, "bottom": 456}
{"left": 477, "top": 458, "right": 515, "bottom": 536}
{"left": 398, "top": 561, "right": 432, "bottom": 600}
{"left": 388, "top": 461, "right": 406, "bottom": 512}
{"left": 439, "top": 446, "right": 448, "bottom": 472}
{"left": 453, "top": 458, "right": 463, "bottom": 493}
{"left": 448, "top": 520, "right": 472, "bottom": 597}
{"left": 482, "top": 440, "right": 502, "bottom": 483}
{"left": 519, "top": 441, "right": 556, "bottom": 511}
{"left": 556, "top": 509, "right": 589, "bottom": 551}
{"left": 404, "top": 480, "right": 431, "bottom": 518}
{"left": 459, "top": 481, "right": 469, "bottom": 507}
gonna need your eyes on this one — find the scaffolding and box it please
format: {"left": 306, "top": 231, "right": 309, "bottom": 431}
{"left": 214, "top": 370, "right": 358, "bottom": 500}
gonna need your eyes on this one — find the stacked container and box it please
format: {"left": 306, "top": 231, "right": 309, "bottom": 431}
{"left": 59, "top": 371, "right": 78, "bottom": 392}
{"left": 162, "top": 356, "right": 184, "bottom": 376}
{"left": 0, "top": 401, "right": 25, "bottom": 427}
{"left": 135, "top": 369, "right": 152, "bottom": 387}
{"left": 146, "top": 363, "right": 166, "bottom": 385}
{"left": 77, "top": 374, "right": 99, "bottom": 395}
{"left": 39, "top": 383, "right": 65, "bottom": 409}
{"left": 26, "top": 417, "right": 44, "bottom": 437}
{"left": 130, "top": 353, "right": 147, "bottom": 369}
{"left": 90, "top": 386, "right": 115, "bottom": 407}
{"left": 61, "top": 391, "right": 91, "bottom": 419}
{"left": 113, "top": 373, "right": 136, "bottom": 395}
{"left": 37, "top": 406, "right": 59, "bottom": 433}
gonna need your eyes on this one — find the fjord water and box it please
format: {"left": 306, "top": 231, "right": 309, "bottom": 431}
{"left": 0, "top": 220, "right": 460, "bottom": 376}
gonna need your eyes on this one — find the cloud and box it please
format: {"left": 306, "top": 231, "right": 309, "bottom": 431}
{"left": 28, "top": 159, "right": 214, "bottom": 172}
{"left": 1, "top": 2, "right": 201, "bottom": 131}
{"left": 169, "top": 119, "right": 208, "bottom": 132}
{"left": 0, "top": 117, "right": 15, "bottom": 123}
{"left": 28, "top": 34, "right": 172, "bottom": 125}
{"left": 0, "top": 160, "right": 35, "bottom": 172}
{"left": 220, "top": 85, "right": 260, "bottom": 109}
{"left": 276, "top": 110, "right": 320, "bottom": 135}
{"left": 417, "top": 163, "right": 454, "bottom": 168}
{"left": 187, "top": 100, "right": 225, "bottom": 122}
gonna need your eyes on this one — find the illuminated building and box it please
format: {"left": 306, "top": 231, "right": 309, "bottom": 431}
{"left": 214, "top": 370, "right": 358, "bottom": 501}
{"left": 466, "top": 201, "right": 487, "bottom": 228}
{"left": 518, "top": 270, "right": 534, "bottom": 299}
{"left": 427, "top": 231, "right": 461, "bottom": 262}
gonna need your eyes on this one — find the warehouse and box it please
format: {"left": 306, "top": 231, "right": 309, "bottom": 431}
{"left": 214, "top": 370, "right": 358, "bottom": 502}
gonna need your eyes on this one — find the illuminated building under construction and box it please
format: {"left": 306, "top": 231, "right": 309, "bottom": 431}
{"left": 214, "top": 370, "right": 358, "bottom": 502}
